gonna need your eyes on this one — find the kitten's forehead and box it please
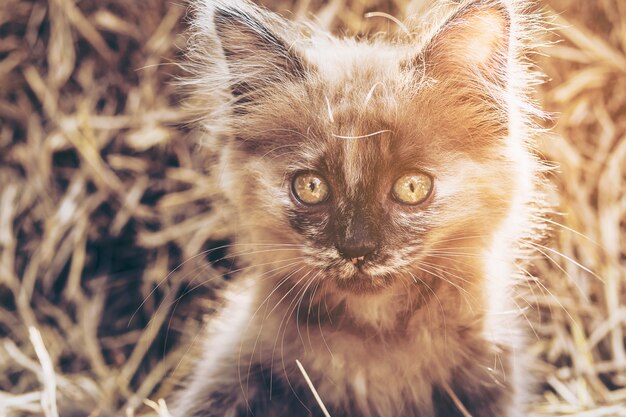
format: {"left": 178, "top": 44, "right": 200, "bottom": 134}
{"left": 339, "top": 134, "right": 388, "bottom": 197}
{"left": 308, "top": 40, "right": 406, "bottom": 87}
{"left": 343, "top": 138, "right": 363, "bottom": 193}
{"left": 291, "top": 38, "right": 507, "bottom": 196}
{"left": 312, "top": 45, "right": 404, "bottom": 195}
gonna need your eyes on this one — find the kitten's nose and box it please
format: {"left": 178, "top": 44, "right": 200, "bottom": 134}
{"left": 337, "top": 211, "right": 378, "bottom": 265}
{"left": 338, "top": 241, "right": 376, "bottom": 265}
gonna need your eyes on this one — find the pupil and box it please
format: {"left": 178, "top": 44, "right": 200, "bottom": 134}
{"left": 308, "top": 181, "right": 316, "bottom": 192}
{"left": 409, "top": 182, "right": 415, "bottom": 193}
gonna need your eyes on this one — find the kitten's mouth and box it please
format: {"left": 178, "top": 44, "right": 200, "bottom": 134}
{"left": 331, "top": 258, "right": 396, "bottom": 293}
{"left": 335, "top": 269, "right": 395, "bottom": 294}
{"left": 349, "top": 256, "right": 366, "bottom": 267}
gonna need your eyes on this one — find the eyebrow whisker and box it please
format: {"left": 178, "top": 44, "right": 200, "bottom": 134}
{"left": 332, "top": 130, "right": 394, "bottom": 140}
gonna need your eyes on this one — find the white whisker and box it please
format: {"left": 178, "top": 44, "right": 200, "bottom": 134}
{"left": 324, "top": 95, "right": 335, "bottom": 123}
{"left": 332, "top": 130, "right": 394, "bottom": 140}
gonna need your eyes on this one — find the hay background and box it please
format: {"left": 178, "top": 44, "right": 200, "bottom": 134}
{"left": 1, "top": 0, "right": 625, "bottom": 416}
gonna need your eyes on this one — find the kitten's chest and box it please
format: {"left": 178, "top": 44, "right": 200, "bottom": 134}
{"left": 266, "top": 321, "right": 461, "bottom": 417}
{"left": 250, "top": 278, "right": 472, "bottom": 415}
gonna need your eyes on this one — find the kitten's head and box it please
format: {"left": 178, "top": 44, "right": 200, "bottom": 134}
{"left": 189, "top": 0, "right": 541, "bottom": 296}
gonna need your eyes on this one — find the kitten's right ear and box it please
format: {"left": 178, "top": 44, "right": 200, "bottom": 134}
{"left": 420, "top": 0, "right": 512, "bottom": 83}
{"left": 206, "top": 0, "right": 306, "bottom": 98}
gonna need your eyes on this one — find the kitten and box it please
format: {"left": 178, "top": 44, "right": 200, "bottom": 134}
{"left": 175, "top": 0, "right": 546, "bottom": 416}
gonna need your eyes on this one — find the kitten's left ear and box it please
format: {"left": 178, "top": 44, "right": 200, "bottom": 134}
{"left": 423, "top": 0, "right": 511, "bottom": 82}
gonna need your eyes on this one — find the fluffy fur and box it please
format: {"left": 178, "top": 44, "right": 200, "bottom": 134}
{"left": 175, "top": 1, "right": 548, "bottom": 416}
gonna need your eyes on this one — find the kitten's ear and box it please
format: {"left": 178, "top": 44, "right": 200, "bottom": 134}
{"left": 210, "top": 0, "right": 306, "bottom": 97}
{"left": 423, "top": 0, "right": 511, "bottom": 81}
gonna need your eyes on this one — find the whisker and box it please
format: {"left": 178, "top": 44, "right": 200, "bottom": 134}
{"left": 431, "top": 234, "right": 490, "bottom": 244}
{"left": 295, "top": 273, "right": 321, "bottom": 350}
{"left": 260, "top": 144, "right": 301, "bottom": 159}
{"left": 523, "top": 244, "right": 590, "bottom": 302}
{"left": 517, "top": 266, "right": 558, "bottom": 320}
{"left": 242, "top": 264, "right": 310, "bottom": 406}
{"left": 407, "top": 271, "right": 447, "bottom": 343}
{"left": 150, "top": 255, "right": 308, "bottom": 331}
{"left": 306, "top": 279, "right": 323, "bottom": 351}
{"left": 273, "top": 271, "right": 317, "bottom": 413}
{"left": 521, "top": 239, "right": 604, "bottom": 283}
{"left": 418, "top": 260, "right": 475, "bottom": 287}
{"left": 332, "top": 130, "right": 394, "bottom": 140}
{"left": 316, "top": 281, "right": 335, "bottom": 360}
{"left": 522, "top": 267, "right": 580, "bottom": 328}
{"left": 363, "top": 12, "right": 410, "bottom": 35}
{"left": 542, "top": 217, "right": 601, "bottom": 247}
{"left": 130, "top": 243, "right": 307, "bottom": 324}
{"left": 142, "top": 244, "right": 308, "bottom": 323}
{"left": 412, "top": 262, "right": 477, "bottom": 310}
{"left": 324, "top": 95, "right": 335, "bottom": 123}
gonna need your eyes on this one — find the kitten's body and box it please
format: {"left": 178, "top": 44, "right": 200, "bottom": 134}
{"left": 176, "top": 273, "right": 523, "bottom": 417}
{"left": 175, "top": 1, "right": 546, "bottom": 416}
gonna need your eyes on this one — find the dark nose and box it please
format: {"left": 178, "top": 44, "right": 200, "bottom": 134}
{"left": 338, "top": 241, "right": 377, "bottom": 260}
{"left": 337, "top": 210, "right": 378, "bottom": 264}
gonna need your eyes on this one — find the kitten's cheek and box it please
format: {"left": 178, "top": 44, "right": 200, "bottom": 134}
{"left": 286, "top": 208, "right": 330, "bottom": 239}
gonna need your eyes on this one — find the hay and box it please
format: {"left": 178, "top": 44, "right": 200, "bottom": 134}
{"left": 0, "top": 0, "right": 624, "bottom": 416}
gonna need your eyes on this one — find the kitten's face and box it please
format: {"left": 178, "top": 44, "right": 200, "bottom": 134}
{"left": 200, "top": 0, "right": 528, "bottom": 295}
{"left": 251, "top": 70, "right": 513, "bottom": 294}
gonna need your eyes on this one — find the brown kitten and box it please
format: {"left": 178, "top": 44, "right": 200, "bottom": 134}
{"left": 174, "top": 0, "right": 547, "bottom": 416}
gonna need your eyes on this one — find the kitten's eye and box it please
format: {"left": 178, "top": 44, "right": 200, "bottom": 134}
{"left": 292, "top": 172, "right": 329, "bottom": 205}
{"left": 392, "top": 173, "right": 433, "bottom": 205}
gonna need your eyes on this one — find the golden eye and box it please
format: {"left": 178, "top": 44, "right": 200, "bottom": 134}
{"left": 292, "top": 172, "right": 329, "bottom": 205}
{"left": 392, "top": 173, "right": 433, "bottom": 205}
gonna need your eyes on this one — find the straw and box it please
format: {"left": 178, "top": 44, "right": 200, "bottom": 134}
{"left": 0, "top": 0, "right": 624, "bottom": 415}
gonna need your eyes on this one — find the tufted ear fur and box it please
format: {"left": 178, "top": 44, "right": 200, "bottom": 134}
{"left": 209, "top": 0, "right": 307, "bottom": 99}
{"left": 425, "top": 0, "right": 511, "bottom": 84}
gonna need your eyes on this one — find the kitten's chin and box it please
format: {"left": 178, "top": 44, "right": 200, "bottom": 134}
{"left": 333, "top": 270, "right": 396, "bottom": 294}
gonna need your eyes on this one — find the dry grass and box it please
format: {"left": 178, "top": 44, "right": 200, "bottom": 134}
{"left": 0, "top": 0, "right": 624, "bottom": 416}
